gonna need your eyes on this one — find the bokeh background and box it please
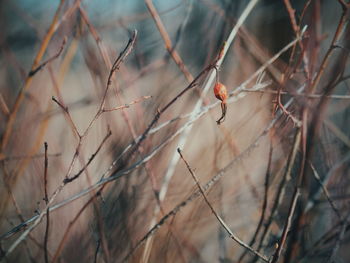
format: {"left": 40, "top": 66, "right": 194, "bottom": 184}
{"left": 0, "top": 0, "right": 349, "bottom": 262}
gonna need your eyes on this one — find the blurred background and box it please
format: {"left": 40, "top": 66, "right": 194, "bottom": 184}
{"left": 0, "top": 0, "right": 349, "bottom": 262}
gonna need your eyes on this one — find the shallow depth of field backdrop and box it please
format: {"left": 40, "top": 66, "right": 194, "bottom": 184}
{"left": 0, "top": 0, "right": 350, "bottom": 262}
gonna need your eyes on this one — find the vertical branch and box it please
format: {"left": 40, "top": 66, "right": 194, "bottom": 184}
{"left": 43, "top": 142, "right": 49, "bottom": 263}
{"left": 270, "top": 187, "right": 301, "bottom": 263}
{"left": 270, "top": 127, "right": 302, "bottom": 263}
{"left": 309, "top": 2, "right": 349, "bottom": 93}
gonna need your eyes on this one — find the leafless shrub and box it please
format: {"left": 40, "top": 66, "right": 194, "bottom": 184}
{"left": 0, "top": 1, "right": 349, "bottom": 262}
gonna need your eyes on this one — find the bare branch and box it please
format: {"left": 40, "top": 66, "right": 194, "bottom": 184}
{"left": 309, "top": 163, "right": 342, "bottom": 220}
{"left": 43, "top": 142, "right": 49, "bottom": 263}
{"left": 102, "top": 95, "right": 152, "bottom": 112}
{"left": 63, "top": 129, "right": 112, "bottom": 184}
{"left": 100, "top": 30, "right": 137, "bottom": 110}
{"left": 177, "top": 148, "right": 270, "bottom": 262}
{"left": 144, "top": 0, "right": 193, "bottom": 82}
{"left": 327, "top": 213, "right": 350, "bottom": 262}
{"left": 0, "top": 93, "right": 10, "bottom": 116}
{"left": 28, "top": 37, "right": 67, "bottom": 77}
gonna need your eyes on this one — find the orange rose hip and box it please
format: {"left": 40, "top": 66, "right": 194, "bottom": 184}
{"left": 213, "top": 82, "right": 228, "bottom": 125}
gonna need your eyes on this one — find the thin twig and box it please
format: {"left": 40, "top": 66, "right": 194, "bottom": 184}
{"left": 309, "top": 163, "right": 342, "bottom": 220}
{"left": 145, "top": 0, "right": 193, "bottom": 82}
{"left": 270, "top": 189, "right": 300, "bottom": 263}
{"left": 251, "top": 128, "right": 301, "bottom": 263}
{"left": 63, "top": 129, "right": 112, "bottom": 183}
{"left": 43, "top": 142, "right": 49, "bottom": 263}
{"left": 297, "top": 217, "right": 348, "bottom": 262}
{"left": 100, "top": 30, "right": 137, "bottom": 110}
{"left": 305, "top": 151, "right": 350, "bottom": 213}
{"left": 51, "top": 190, "right": 97, "bottom": 263}
{"left": 269, "top": 128, "right": 302, "bottom": 263}
{"left": 28, "top": 37, "right": 67, "bottom": 77}
{"left": 102, "top": 95, "right": 152, "bottom": 112}
{"left": 309, "top": 1, "right": 349, "bottom": 93}
{"left": 52, "top": 96, "right": 81, "bottom": 138}
{"left": 327, "top": 213, "right": 350, "bottom": 263}
{"left": 238, "top": 141, "right": 273, "bottom": 263}
{"left": 324, "top": 119, "right": 350, "bottom": 148}
{"left": 177, "top": 148, "right": 269, "bottom": 262}
{"left": 94, "top": 240, "right": 101, "bottom": 263}
{"left": 0, "top": 93, "right": 10, "bottom": 116}
{"left": 242, "top": 89, "right": 350, "bottom": 100}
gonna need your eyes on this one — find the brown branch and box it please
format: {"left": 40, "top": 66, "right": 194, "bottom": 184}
{"left": 177, "top": 148, "right": 270, "bottom": 263}
{"left": 309, "top": 163, "right": 342, "bottom": 220}
{"left": 127, "top": 62, "right": 215, "bottom": 162}
{"left": 28, "top": 37, "right": 67, "bottom": 77}
{"left": 309, "top": 1, "right": 349, "bottom": 93}
{"left": 144, "top": 0, "right": 193, "bottom": 82}
{"left": 270, "top": 187, "right": 301, "bottom": 263}
{"left": 269, "top": 127, "right": 301, "bottom": 263}
{"left": 102, "top": 95, "right": 152, "bottom": 112}
{"left": 63, "top": 129, "right": 112, "bottom": 184}
{"left": 283, "top": 0, "right": 299, "bottom": 37}
{"left": 52, "top": 96, "right": 81, "bottom": 138}
{"left": 1, "top": 0, "right": 66, "bottom": 151}
{"left": 337, "top": 0, "right": 350, "bottom": 10}
{"left": 43, "top": 142, "right": 49, "bottom": 263}
{"left": 99, "top": 30, "right": 137, "bottom": 110}
{"left": 0, "top": 92, "right": 10, "bottom": 116}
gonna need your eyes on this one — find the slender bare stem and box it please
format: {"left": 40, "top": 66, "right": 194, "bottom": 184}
{"left": 178, "top": 148, "right": 270, "bottom": 262}
{"left": 28, "top": 37, "right": 67, "bottom": 77}
{"left": 43, "top": 142, "right": 49, "bottom": 263}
